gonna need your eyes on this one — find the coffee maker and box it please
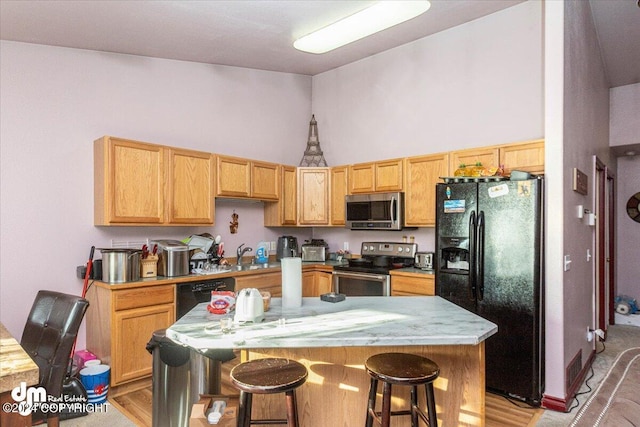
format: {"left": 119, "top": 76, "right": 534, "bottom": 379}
{"left": 276, "top": 236, "right": 299, "bottom": 261}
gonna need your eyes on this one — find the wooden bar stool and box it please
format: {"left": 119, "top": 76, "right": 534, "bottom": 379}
{"left": 230, "top": 357, "right": 308, "bottom": 427}
{"left": 365, "top": 353, "right": 440, "bottom": 427}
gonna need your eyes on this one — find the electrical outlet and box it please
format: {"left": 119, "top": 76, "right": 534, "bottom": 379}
{"left": 270, "top": 241, "right": 276, "bottom": 251}
{"left": 586, "top": 327, "right": 593, "bottom": 342}
{"left": 564, "top": 255, "right": 572, "bottom": 271}
{"left": 343, "top": 242, "right": 349, "bottom": 251}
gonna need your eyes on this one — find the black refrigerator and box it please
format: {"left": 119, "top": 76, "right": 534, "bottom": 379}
{"left": 435, "top": 177, "right": 544, "bottom": 405}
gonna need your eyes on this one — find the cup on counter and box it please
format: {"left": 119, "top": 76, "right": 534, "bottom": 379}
{"left": 220, "top": 317, "right": 233, "bottom": 334}
{"left": 261, "top": 291, "right": 271, "bottom": 312}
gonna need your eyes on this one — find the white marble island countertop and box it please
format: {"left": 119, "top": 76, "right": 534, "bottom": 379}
{"left": 167, "top": 296, "right": 497, "bottom": 351}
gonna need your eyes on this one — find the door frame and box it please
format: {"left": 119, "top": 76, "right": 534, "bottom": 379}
{"left": 594, "top": 157, "right": 615, "bottom": 334}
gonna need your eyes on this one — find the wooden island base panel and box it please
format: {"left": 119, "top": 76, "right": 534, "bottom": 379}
{"left": 244, "top": 344, "right": 485, "bottom": 427}
{"left": 168, "top": 296, "right": 496, "bottom": 427}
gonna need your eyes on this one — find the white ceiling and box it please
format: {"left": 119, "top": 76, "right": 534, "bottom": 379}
{"left": 1, "top": 0, "right": 638, "bottom": 87}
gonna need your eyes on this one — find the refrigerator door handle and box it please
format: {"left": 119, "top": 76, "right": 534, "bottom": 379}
{"left": 468, "top": 210, "right": 477, "bottom": 300}
{"left": 477, "top": 210, "right": 485, "bottom": 301}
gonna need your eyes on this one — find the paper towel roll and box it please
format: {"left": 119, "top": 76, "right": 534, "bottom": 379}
{"left": 282, "top": 257, "right": 302, "bottom": 308}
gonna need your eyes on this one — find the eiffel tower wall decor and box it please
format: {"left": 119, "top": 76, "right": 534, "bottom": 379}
{"left": 299, "top": 114, "right": 328, "bottom": 167}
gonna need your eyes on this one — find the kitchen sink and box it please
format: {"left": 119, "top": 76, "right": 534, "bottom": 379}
{"left": 221, "top": 263, "right": 279, "bottom": 272}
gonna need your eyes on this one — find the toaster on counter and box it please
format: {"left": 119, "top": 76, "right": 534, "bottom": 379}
{"left": 301, "top": 246, "right": 326, "bottom": 262}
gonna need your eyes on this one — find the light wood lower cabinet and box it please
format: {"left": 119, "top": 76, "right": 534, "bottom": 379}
{"left": 235, "top": 272, "right": 283, "bottom": 297}
{"left": 302, "top": 271, "right": 332, "bottom": 297}
{"left": 86, "top": 284, "right": 176, "bottom": 388}
{"left": 391, "top": 273, "right": 435, "bottom": 296}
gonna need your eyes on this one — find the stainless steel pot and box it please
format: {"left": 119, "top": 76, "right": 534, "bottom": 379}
{"left": 99, "top": 248, "right": 141, "bottom": 283}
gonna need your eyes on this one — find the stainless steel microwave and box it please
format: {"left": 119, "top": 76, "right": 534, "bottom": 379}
{"left": 345, "top": 192, "right": 404, "bottom": 230}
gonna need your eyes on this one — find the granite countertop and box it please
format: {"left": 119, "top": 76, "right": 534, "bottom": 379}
{"left": 167, "top": 296, "right": 497, "bottom": 351}
{"left": 0, "top": 323, "right": 39, "bottom": 393}
{"left": 391, "top": 267, "right": 435, "bottom": 275}
{"left": 94, "top": 260, "right": 347, "bottom": 289}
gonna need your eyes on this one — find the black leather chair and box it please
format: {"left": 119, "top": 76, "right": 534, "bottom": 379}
{"left": 20, "top": 290, "right": 89, "bottom": 426}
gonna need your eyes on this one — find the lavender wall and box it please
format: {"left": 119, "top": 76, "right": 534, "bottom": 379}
{"left": 312, "top": 1, "right": 543, "bottom": 163}
{"left": 554, "top": 0, "right": 612, "bottom": 400}
{"left": 0, "top": 42, "right": 312, "bottom": 346}
{"left": 611, "top": 83, "right": 640, "bottom": 299}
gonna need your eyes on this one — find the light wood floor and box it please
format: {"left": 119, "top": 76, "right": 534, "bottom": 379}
{"left": 110, "top": 385, "right": 543, "bottom": 427}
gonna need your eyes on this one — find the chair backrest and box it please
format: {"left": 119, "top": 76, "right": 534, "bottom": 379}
{"left": 20, "top": 290, "right": 89, "bottom": 400}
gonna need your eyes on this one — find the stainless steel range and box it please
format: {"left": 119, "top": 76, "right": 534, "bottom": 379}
{"left": 333, "top": 242, "right": 418, "bottom": 296}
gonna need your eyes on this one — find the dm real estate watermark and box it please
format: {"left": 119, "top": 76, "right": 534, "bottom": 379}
{"left": 2, "top": 382, "right": 110, "bottom": 417}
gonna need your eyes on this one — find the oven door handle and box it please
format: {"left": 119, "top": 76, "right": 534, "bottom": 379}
{"left": 333, "top": 271, "right": 388, "bottom": 281}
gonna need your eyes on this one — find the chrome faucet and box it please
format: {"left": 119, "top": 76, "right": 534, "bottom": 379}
{"left": 236, "top": 243, "right": 253, "bottom": 265}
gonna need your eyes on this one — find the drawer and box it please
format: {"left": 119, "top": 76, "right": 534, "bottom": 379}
{"left": 113, "top": 285, "right": 175, "bottom": 311}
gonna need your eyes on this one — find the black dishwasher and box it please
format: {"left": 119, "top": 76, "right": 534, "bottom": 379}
{"left": 176, "top": 278, "right": 235, "bottom": 319}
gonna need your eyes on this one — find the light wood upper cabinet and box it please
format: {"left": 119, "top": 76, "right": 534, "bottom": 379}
{"left": 330, "top": 166, "right": 348, "bottom": 225}
{"left": 499, "top": 139, "right": 545, "bottom": 176}
{"left": 264, "top": 165, "right": 297, "bottom": 226}
{"left": 349, "top": 162, "right": 375, "bottom": 193}
{"left": 94, "top": 136, "right": 165, "bottom": 225}
{"left": 404, "top": 153, "right": 449, "bottom": 227}
{"left": 216, "top": 155, "right": 279, "bottom": 200}
{"left": 449, "top": 146, "right": 500, "bottom": 173}
{"left": 375, "top": 159, "right": 404, "bottom": 192}
{"left": 349, "top": 159, "right": 403, "bottom": 194}
{"left": 298, "top": 167, "right": 330, "bottom": 225}
{"left": 216, "top": 155, "right": 251, "bottom": 198}
{"left": 251, "top": 161, "right": 280, "bottom": 200}
{"left": 166, "top": 148, "right": 215, "bottom": 224}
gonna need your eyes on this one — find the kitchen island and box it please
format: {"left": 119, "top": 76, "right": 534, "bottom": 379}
{"left": 167, "top": 296, "right": 497, "bottom": 427}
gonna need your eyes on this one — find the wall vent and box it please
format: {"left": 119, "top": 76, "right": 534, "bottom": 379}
{"left": 566, "top": 349, "right": 583, "bottom": 391}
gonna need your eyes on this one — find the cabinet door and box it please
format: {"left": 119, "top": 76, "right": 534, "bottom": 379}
{"left": 251, "top": 161, "right": 280, "bottom": 200}
{"left": 449, "top": 147, "right": 499, "bottom": 173}
{"left": 404, "top": 153, "right": 449, "bottom": 227}
{"left": 302, "top": 271, "right": 316, "bottom": 297}
{"left": 499, "top": 140, "right": 544, "bottom": 176}
{"left": 216, "top": 155, "right": 251, "bottom": 198}
{"left": 166, "top": 148, "right": 214, "bottom": 224}
{"left": 302, "top": 271, "right": 332, "bottom": 297}
{"left": 349, "top": 163, "right": 375, "bottom": 194}
{"left": 316, "top": 271, "right": 333, "bottom": 295}
{"left": 298, "top": 168, "right": 330, "bottom": 225}
{"left": 264, "top": 165, "right": 297, "bottom": 226}
{"left": 94, "top": 137, "right": 164, "bottom": 225}
{"left": 113, "top": 303, "right": 174, "bottom": 385}
{"left": 330, "top": 166, "right": 348, "bottom": 225}
{"left": 391, "top": 275, "right": 435, "bottom": 296}
{"left": 375, "top": 159, "right": 403, "bottom": 192}
{"left": 235, "top": 272, "right": 282, "bottom": 297}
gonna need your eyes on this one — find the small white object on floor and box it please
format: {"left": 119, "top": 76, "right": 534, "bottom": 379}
{"left": 615, "top": 312, "right": 640, "bottom": 327}
{"left": 207, "top": 400, "right": 226, "bottom": 424}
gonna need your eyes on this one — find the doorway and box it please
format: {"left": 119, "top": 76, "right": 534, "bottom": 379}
{"left": 594, "top": 157, "right": 616, "bottom": 335}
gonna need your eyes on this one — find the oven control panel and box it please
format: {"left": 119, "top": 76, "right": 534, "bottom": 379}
{"left": 360, "top": 242, "right": 418, "bottom": 258}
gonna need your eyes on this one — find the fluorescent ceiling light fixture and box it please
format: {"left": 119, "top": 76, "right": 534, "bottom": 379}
{"left": 294, "top": 1, "right": 431, "bottom": 54}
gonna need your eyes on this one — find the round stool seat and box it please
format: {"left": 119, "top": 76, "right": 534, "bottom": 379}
{"left": 366, "top": 353, "right": 439, "bottom": 385}
{"left": 231, "top": 358, "right": 308, "bottom": 394}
